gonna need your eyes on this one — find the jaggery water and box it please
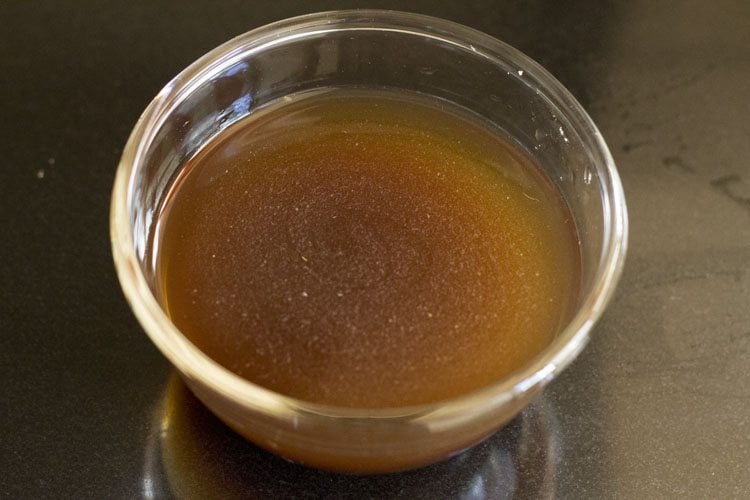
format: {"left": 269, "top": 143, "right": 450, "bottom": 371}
{"left": 154, "top": 89, "right": 580, "bottom": 408}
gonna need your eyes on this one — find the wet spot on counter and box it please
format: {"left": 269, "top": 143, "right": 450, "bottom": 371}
{"left": 711, "top": 174, "right": 750, "bottom": 214}
{"left": 662, "top": 155, "right": 694, "bottom": 173}
{"left": 622, "top": 140, "right": 652, "bottom": 153}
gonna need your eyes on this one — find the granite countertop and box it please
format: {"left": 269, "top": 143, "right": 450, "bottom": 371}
{"left": 2, "top": 1, "right": 748, "bottom": 498}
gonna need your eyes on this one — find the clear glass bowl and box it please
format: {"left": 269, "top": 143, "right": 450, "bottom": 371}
{"left": 111, "top": 10, "right": 627, "bottom": 473}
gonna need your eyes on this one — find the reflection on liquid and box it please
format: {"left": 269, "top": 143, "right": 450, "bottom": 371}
{"left": 142, "top": 375, "right": 559, "bottom": 499}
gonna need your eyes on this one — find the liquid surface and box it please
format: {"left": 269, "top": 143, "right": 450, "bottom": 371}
{"left": 155, "top": 90, "right": 580, "bottom": 408}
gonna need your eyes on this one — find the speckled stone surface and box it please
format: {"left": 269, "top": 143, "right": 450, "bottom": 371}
{"left": 1, "top": 1, "right": 748, "bottom": 498}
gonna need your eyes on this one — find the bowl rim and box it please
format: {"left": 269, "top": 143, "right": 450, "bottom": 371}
{"left": 110, "top": 9, "right": 628, "bottom": 421}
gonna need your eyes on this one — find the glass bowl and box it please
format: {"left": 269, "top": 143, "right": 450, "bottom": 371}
{"left": 110, "top": 10, "right": 627, "bottom": 473}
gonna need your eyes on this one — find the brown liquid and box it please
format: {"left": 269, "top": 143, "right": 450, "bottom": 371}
{"left": 155, "top": 89, "right": 580, "bottom": 408}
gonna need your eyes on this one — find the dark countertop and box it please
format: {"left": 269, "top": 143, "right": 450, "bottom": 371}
{"left": 2, "top": 1, "right": 748, "bottom": 498}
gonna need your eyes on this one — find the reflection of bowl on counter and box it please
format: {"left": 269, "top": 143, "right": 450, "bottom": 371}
{"left": 142, "top": 375, "right": 560, "bottom": 499}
